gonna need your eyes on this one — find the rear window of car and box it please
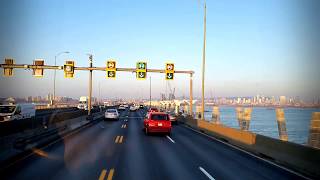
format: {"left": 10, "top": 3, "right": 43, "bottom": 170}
{"left": 151, "top": 114, "right": 169, "bottom": 121}
{"left": 107, "top": 109, "right": 117, "bottom": 113}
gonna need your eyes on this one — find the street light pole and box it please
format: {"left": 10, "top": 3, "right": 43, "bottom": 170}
{"left": 88, "top": 54, "right": 93, "bottom": 116}
{"left": 149, "top": 76, "right": 152, "bottom": 108}
{"left": 201, "top": 0, "right": 207, "bottom": 120}
{"left": 53, "top": 51, "right": 69, "bottom": 106}
{"left": 99, "top": 81, "right": 101, "bottom": 106}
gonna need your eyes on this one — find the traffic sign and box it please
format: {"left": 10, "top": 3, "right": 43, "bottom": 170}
{"left": 107, "top": 70, "right": 116, "bottom": 78}
{"left": 136, "top": 62, "right": 147, "bottom": 70}
{"left": 33, "top": 59, "right": 44, "bottom": 77}
{"left": 166, "top": 73, "right": 174, "bottom": 80}
{"left": 106, "top": 60, "right": 116, "bottom": 79}
{"left": 64, "top": 60, "right": 75, "bottom": 78}
{"left": 136, "top": 71, "right": 146, "bottom": 79}
{"left": 3, "top": 58, "right": 14, "bottom": 77}
{"left": 136, "top": 61, "right": 147, "bottom": 80}
{"left": 165, "top": 63, "right": 174, "bottom": 80}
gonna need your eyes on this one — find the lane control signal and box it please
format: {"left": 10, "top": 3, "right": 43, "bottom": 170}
{"left": 3, "top": 58, "right": 14, "bottom": 77}
{"left": 64, "top": 60, "right": 75, "bottom": 78}
{"left": 165, "top": 63, "right": 174, "bottom": 80}
{"left": 136, "top": 61, "right": 147, "bottom": 80}
{"left": 106, "top": 60, "right": 116, "bottom": 79}
{"left": 33, "top": 59, "right": 44, "bottom": 77}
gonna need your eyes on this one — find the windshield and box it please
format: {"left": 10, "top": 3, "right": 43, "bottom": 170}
{"left": 107, "top": 109, "right": 117, "bottom": 113}
{"left": 151, "top": 114, "right": 169, "bottom": 121}
{"left": 0, "top": 106, "right": 16, "bottom": 113}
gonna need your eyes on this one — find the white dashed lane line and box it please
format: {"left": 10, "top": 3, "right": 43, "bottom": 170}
{"left": 166, "top": 135, "right": 175, "bottom": 143}
{"left": 199, "top": 166, "right": 215, "bottom": 180}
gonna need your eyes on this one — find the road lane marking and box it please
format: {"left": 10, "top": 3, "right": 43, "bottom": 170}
{"left": 199, "top": 167, "right": 215, "bottom": 180}
{"left": 124, "top": 124, "right": 127, "bottom": 128}
{"left": 99, "top": 169, "right": 107, "bottom": 180}
{"left": 107, "top": 168, "right": 115, "bottom": 180}
{"left": 115, "top": 136, "right": 120, "bottom": 143}
{"left": 166, "top": 135, "right": 175, "bottom": 143}
{"left": 119, "top": 136, "right": 124, "bottom": 143}
{"left": 183, "top": 125, "right": 311, "bottom": 180}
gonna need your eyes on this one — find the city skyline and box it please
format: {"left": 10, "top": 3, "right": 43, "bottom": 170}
{"left": 2, "top": 93, "right": 319, "bottom": 106}
{"left": 1, "top": 0, "right": 319, "bottom": 101}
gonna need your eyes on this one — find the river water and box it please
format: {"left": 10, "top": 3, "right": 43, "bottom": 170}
{"left": 192, "top": 106, "right": 320, "bottom": 145}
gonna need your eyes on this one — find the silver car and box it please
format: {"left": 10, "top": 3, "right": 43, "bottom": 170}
{"left": 105, "top": 109, "right": 119, "bottom": 120}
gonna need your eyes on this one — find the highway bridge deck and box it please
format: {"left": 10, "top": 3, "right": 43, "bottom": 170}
{"left": 1, "top": 109, "right": 306, "bottom": 180}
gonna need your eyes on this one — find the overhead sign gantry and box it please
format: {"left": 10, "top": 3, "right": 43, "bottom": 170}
{"left": 1, "top": 57, "right": 194, "bottom": 116}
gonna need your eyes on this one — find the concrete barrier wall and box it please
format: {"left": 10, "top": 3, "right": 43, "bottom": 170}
{"left": 182, "top": 118, "right": 320, "bottom": 178}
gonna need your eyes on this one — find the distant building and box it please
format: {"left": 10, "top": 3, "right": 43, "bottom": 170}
{"left": 279, "top": 96, "right": 286, "bottom": 105}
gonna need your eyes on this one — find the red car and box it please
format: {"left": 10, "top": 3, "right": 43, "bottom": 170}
{"left": 144, "top": 112, "right": 171, "bottom": 135}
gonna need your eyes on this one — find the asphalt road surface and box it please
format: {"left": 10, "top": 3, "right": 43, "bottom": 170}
{"left": 1, "top": 109, "right": 307, "bottom": 180}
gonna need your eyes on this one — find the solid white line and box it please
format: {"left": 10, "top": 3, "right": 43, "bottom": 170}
{"left": 166, "top": 135, "right": 175, "bottom": 143}
{"left": 199, "top": 167, "right": 215, "bottom": 180}
{"left": 183, "top": 125, "right": 311, "bottom": 180}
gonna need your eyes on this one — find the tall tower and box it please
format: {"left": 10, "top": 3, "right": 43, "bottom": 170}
{"left": 279, "top": 96, "right": 286, "bottom": 105}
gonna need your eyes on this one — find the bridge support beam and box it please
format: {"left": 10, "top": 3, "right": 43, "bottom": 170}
{"left": 212, "top": 106, "right": 220, "bottom": 124}
{"left": 308, "top": 112, "right": 320, "bottom": 148}
{"left": 276, "top": 108, "right": 288, "bottom": 141}
{"left": 236, "top": 107, "right": 252, "bottom": 131}
{"left": 196, "top": 105, "right": 202, "bottom": 120}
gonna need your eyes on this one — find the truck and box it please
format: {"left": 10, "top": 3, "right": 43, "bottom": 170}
{"left": 0, "top": 103, "right": 36, "bottom": 122}
{"left": 77, "top": 96, "right": 89, "bottom": 110}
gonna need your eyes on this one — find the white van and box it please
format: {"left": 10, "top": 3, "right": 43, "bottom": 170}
{"left": 77, "top": 96, "right": 88, "bottom": 110}
{"left": 0, "top": 104, "right": 36, "bottom": 122}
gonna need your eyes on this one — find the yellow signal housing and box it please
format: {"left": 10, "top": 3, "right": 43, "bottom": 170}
{"left": 33, "top": 59, "right": 44, "bottom": 77}
{"left": 64, "top": 60, "right": 75, "bottom": 78}
{"left": 165, "top": 63, "right": 174, "bottom": 80}
{"left": 3, "top": 58, "right": 14, "bottom": 77}
{"left": 106, "top": 60, "right": 116, "bottom": 79}
{"left": 136, "top": 61, "right": 147, "bottom": 80}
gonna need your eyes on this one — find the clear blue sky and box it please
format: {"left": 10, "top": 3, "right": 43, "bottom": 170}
{"left": 0, "top": 0, "right": 319, "bottom": 101}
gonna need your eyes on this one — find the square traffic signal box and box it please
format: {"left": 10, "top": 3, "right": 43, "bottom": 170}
{"left": 3, "top": 58, "right": 14, "bottom": 77}
{"left": 33, "top": 59, "right": 44, "bottom": 78}
{"left": 64, "top": 61, "right": 75, "bottom": 78}
{"left": 107, "top": 70, "right": 116, "bottom": 79}
{"left": 107, "top": 61, "right": 116, "bottom": 70}
{"left": 136, "top": 62, "right": 147, "bottom": 70}
{"left": 165, "top": 63, "right": 174, "bottom": 72}
{"left": 166, "top": 72, "right": 174, "bottom": 80}
{"left": 136, "top": 71, "right": 146, "bottom": 80}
